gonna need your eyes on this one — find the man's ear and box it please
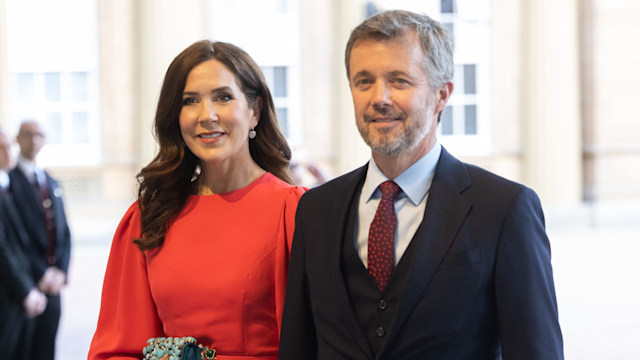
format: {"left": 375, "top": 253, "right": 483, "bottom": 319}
{"left": 434, "top": 80, "right": 454, "bottom": 115}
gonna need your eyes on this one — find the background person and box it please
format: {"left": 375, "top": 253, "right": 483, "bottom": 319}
{"left": 280, "top": 10, "right": 563, "bottom": 359}
{"left": 9, "top": 120, "right": 72, "bottom": 360}
{"left": 88, "top": 40, "right": 305, "bottom": 359}
{"left": 0, "top": 127, "right": 48, "bottom": 359}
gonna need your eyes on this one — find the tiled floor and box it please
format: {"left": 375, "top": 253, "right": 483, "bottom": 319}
{"left": 56, "top": 205, "right": 640, "bottom": 359}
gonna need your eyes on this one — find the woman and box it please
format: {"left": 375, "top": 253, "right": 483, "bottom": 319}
{"left": 88, "top": 40, "right": 305, "bottom": 359}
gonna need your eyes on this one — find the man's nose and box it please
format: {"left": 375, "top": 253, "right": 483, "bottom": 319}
{"left": 371, "top": 82, "right": 392, "bottom": 107}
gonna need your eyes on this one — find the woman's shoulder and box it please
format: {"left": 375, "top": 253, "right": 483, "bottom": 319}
{"left": 112, "top": 201, "right": 143, "bottom": 242}
{"left": 121, "top": 201, "right": 142, "bottom": 223}
{"left": 262, "top": 172, "right": 307, "bottom": 200}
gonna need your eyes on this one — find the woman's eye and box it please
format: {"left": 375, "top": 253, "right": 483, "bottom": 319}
{"left": 182, "top": 97, "right": 197, "bottom": 105}
{"left": 216, "top": 94, "right": 232, "bottom": 102}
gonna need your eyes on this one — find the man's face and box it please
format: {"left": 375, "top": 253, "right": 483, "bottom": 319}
{"left": 0, "top": 132, "right": 11, "bottom": 170}
{"left": 348, "top": 31, "right": 449, "bottom": 159}
{"left": 17, "top": 121, "right": 45, "bottom": 160}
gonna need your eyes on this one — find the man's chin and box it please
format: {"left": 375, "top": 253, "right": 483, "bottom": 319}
{"left": 366, "top": 139, "right": 404, "bottom": 157}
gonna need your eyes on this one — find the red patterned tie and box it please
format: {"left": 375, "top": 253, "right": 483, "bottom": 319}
{"left": 368, "top": 180, "right": 401, "bottom": 292}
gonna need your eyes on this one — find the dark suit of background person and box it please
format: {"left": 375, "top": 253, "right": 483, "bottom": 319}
{"left": 0, "top": 188, "right": 44, "bottom": 359}
{"left": 279, "top": 10, "right": 563, "bottom": 360}
{"left": 8, "top": 121, "right": 71, "bottom": 360}
{"left": 0, "top": 128, "right": 47, "bottom": 359}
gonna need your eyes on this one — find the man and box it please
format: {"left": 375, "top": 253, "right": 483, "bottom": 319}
{"left": 0, "top": 128, "right": 48, "bottom": 358}
{"left": 280, "top": 10, "right": 563, "bottom": 359}
{"left": 9, "top": 120, "right": 72, "bottom": 360}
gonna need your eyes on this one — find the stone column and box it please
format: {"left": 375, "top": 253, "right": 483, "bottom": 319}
{"left": 522, "top": 0, "right": 582, "bottom": 205}
{"left": 98, "top": 0, "right": 139, "bottom": 200}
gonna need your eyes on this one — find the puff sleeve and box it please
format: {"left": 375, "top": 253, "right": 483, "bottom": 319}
{"left": 88, "top": 203, "right": 164, "bottom": 360}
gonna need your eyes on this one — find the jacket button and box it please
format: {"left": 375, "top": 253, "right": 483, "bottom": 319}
{"left": 378, "top": 299, "right": 387, "bottom": 310}
{"left": 376, "top": 326, "right": 385, "bottom": 337}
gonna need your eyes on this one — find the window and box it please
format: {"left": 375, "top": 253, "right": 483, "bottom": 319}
{"left": 441, "top": 0, "right": 456, "bottom": 14}
{"left": 437, "top": 0, "right": 491, "bottom": 154}
{"left": 5, "top": 0, "right": 100, "bottom": 166}
{"left": 11, "top": 71, "right": 95, "bottom": 146}
{"left": 441, "top": 64, "right": 479, "bottom": 136}
{"left": 262, "top": 66, "right": 291, "bottom": 137}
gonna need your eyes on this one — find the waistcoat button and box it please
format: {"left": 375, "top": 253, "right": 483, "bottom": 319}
{"left": 376, "top": 326, "right": 385, "bottom": 337}
{"left": 378, "top": 299, "right": 387, "bottom": 310}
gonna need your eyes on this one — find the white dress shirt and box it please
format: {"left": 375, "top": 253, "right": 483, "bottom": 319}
{"left": 0, "top": 170, "right": 9, "bottom": 190}
{"left": 17, "top": 155, "right": 45, "bottom": 185}
{"left": 355, "top": 141, "right": 442, "bottom": 267}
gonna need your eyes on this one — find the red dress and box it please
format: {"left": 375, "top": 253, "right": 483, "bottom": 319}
{"left": 88, "top": 173, "right": 305, "bottom": 359}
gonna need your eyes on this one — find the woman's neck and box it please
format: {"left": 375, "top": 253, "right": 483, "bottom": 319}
{"left": 197, "top": 160, "right": 265, "bottom": 195}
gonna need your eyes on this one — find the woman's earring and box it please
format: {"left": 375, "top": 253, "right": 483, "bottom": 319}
{"left": 248, "top": 128, "right": 257, "bottom": 139}
{"left": 190, "top": 163, "right": 201, "bottom": 182}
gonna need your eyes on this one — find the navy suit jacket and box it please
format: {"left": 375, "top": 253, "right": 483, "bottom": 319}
{"left": 280, "top": 147, "right": 563, "bottom": 359}
{"left": 0, "top": 190, "right": 35, "bottom": 350}
{"left": 8, "top": 168, "right": 71, "bottom": 281}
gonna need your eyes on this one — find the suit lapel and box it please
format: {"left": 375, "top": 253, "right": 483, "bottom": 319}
{"left": 12, "top": 168, "right": 43, "bottom": 215}
{"left": 10, "top": 168, "right": 47, "bottom": 250}
{"left": 383, "top": 148, "right": 472, "bottom": 351}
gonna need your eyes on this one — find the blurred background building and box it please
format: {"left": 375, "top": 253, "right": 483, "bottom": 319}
{"left": 0, "top": 0, "right": 638, "bottom": 359}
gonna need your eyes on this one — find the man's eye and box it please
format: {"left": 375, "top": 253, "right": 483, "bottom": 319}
{"left": 355, "top": 79, "right": 372, "bottom": 88}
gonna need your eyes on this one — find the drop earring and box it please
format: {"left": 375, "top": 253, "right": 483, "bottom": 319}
{"left": 190, "top": 163, "right": 201, "bottom": 182}
{"left": 248, "top": 128, "right": 257, "bottom": 139}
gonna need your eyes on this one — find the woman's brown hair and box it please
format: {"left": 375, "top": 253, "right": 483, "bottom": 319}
{"left": 133, "top": 40, "right": 292, "bottom": 251}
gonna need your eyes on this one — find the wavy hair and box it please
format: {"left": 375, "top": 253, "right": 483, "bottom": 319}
{"left": 133, "top": 40, "right": 292, "bottom": 251}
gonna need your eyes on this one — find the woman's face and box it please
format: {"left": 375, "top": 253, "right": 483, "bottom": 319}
{"left": 179, "top": 59, "right": 259, "bottom": 169}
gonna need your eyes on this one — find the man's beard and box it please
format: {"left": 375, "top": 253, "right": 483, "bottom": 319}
{"left": 357, "top": 108, "right": 432, "bottom": 157}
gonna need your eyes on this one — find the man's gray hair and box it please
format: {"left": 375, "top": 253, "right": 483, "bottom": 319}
{"left": 345, "top": 10, "right": 454, "bottom": 90}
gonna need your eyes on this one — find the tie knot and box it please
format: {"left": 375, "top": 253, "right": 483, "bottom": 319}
{"left": 379, "top": 180, "right": 401, "bottom": 201}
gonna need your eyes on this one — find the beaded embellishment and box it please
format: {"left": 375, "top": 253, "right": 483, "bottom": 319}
{"left": 142, "top": 337, "right": 217, "bottom": 360}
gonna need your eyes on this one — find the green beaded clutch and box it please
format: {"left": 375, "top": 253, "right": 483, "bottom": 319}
{"left": 142, "top": 337, "right": 217, "bottom": 360}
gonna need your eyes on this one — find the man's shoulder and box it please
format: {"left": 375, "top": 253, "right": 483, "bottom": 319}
{"left": 438, "top": 149, "right": 534, "bottom": 202}
{"left": 454, "top": 159, "right": 540, "bottom": 210}
{"left": 44, "top": 171, "right": 62, "bottom": 186}
{"left": 8, "top": 168, "right": 27, "bottom": 189}
{"left": 8, "top": 166, "right": 22, "bottom": 178}
{"left": 440, "top": 148, "right": 521, "bottom": 188}
{"left": 465, "top": 163, "right": 522, "bottom": 188}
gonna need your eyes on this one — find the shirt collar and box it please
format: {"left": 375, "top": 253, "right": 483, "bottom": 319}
{"left": 363, "top": 140, "right": 442, "bottom": 205}
{"left": 17, "top": 155, "right": 43, "bottom": 184}
{"left": 0, "top": 170, "right": 9, "bottom": 190}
